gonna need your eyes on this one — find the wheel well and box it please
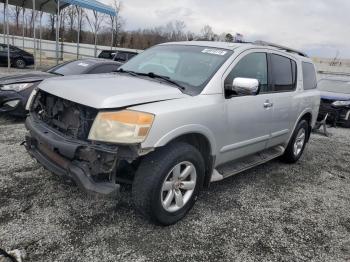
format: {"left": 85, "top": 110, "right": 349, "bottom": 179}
{"left": 300, "top": 112, "right": 312, "bottom": 141}
{"left": 168, "top": 133, "right": 214, "bottom": 188}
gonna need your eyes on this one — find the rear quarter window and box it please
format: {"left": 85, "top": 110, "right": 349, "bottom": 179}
{"left": 302, "top": 62, "right": 317, "bottom": 90}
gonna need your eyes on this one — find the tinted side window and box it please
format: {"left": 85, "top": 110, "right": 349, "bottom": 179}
{"left": 0, "top": 45, "right": 9, "bottom": 52}
{"left": 114, "top": 52, "right": 128, "bottom": 62}
{"left": 302, "top": 62, "right": 317, "bottom": 90}
{"left": 224, "top": 53, "right": 268, "bottom": 96}
{"left": 98, "top": 51, "right": 114, "bottom": 59}
{"left": 128, "top": 53, "right": 137, "bottom": 60}
{"left": 88, "top": 64, "right": 119, "bottom": 74}
{"left": 271, "top": 54, "right": 296, "bottom": 92}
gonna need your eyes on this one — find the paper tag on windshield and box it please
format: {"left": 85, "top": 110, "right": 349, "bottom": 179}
{"left": 201, "top": 48, "right": 227, "bottom": 56}
{"left": 78, "top": 62, "right": 89, "bottom": 67}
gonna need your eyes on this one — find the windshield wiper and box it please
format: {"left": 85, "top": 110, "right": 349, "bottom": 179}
{"left": 143, "top": 72, "right": 185, "bottom": 90}
{"left": 49, "top": 71, "right": 64, "bottom": 76}
{"left": 115, "top": 68, "right": 139, "bottom": 77}
{"left": 116, "top": 69, "right": 185, "bottom": 91}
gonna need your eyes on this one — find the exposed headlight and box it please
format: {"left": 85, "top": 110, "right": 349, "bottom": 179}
{"left": 0, "top": 83, "right": 34, "bottom": 92}
{"left": 332, "top": 100, "right": 350, "bottom": 106}
{"left": 25, "top": 87, "right": 39, "bottom": 110}
{"left": 88, "top": 110, "right": 155, "bottom": 144}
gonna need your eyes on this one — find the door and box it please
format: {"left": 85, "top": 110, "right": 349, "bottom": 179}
{"left": 220, "top": 52, "right": 273, "bottom": 163}
{"left": 0, "top": 45, "right": 8, "bottom": 65}
{"left": 266, "top": 53, "right": 297, "bottom": 148}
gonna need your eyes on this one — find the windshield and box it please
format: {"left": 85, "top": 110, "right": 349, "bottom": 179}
{"left": 120, "top": 45, "right": 233, "bottom": 93}
{"left": 318, "top": 79, "right": 350, "bottom": 94}
{"left": 46, "top": 60, "right": 95, "bottom": 76}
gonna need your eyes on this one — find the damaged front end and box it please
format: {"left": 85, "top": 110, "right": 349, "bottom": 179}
{"left": 25, "top": 90, "right": 140, "bottom": 196}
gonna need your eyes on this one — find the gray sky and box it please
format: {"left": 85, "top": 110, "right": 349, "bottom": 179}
{"left": 105, "top": 0, "right": 350, "bottom": 58}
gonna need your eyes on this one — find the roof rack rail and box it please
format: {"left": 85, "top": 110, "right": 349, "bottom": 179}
{"left": 254, "top": 40, "right": 308, "bottom": 57}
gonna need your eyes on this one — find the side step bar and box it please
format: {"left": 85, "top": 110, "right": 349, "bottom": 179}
{"left": 210, "top": 145, "right": 285, "bottom": 182}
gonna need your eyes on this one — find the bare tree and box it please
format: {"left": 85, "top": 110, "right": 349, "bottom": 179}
{"left": 10, "top": 6, "right": 22, "bottom": 34}
{"left": 48, "top": 14, "right": 55, "bottom": 40}
{"left": 107, "top": 0, "right": 123, "bottom": 47}
{"left": 59, "top": 8, "right": 68, "bottom": 41}
{"left": 173, "top": 20, "right": 186, "bottom": 41}
{"left": 86, "top": 10, "right": 106, "bottom": 56}
{"left": 76, "top": 7, "right": 85, "bottom": 42}
{"left": 66, "top": 6, "right": 77, "bottom": 41}
{"left": 200, "top": 25, "right": 214, "bottom": 41}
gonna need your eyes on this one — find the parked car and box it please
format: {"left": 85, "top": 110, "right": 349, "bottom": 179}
{"left": 0, "top": 44, "right": 34, "bottom": 68}
{"left": 98, "top": 50, "right": 139, "bottom": 63}
{"left": 317, "top": 76, "right": 350, "bottom": 127}
{"left": 0, "top": 58, "right": 121, "bottom": 117}
{"left": 24, "top": 41, "right": 320, "bottom": 225}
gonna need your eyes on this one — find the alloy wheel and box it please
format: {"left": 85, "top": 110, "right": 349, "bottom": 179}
{"left": 161, "top": 161, "right": 197, "bottom": 213}
{"left": 293, "top": 128, "right": 306, "bottom": 156}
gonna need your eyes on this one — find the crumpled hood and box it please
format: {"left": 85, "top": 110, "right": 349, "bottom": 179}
{"left": 0, "top": 72, "right": 54, "bottom": 85}
{"left": 39, "top": 73, "right": 187, "bottom": 109}
{"left": 320, "top": 91, "right": 350, "bottom": 101}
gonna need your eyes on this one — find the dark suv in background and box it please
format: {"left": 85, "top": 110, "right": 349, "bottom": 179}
{"left": 0, "top": 44, "right": 34, "bottom": 68}
{"left": 98, "top": 50, "right": 139, "bottom": 63}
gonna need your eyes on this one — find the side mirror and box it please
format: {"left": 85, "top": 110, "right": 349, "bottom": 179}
{"left": 231, "top": 77, "right": 259, "bottom": 96}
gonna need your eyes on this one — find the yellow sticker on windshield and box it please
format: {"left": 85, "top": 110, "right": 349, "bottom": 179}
{"left": 201, "top": 48, "right": 227, "bottom": 56}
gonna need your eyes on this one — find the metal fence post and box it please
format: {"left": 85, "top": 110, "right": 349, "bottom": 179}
{"left": 110, "top": 15, "right": 114, "bottom": 50}
{"left": 56, "top": 0, "right": 60, "bottom": 65}
{"left": 6, "top": 0, "right": 10, "bottom": 71}
{"left": 76, "top": 6, "right": 80, "bottom": 59}
{"left": 3, "top": 3, "right": 5, "bottom": 44}
{"left": 22, "top": 7, "right": 25, "bottom": 48}
{"left": 39, "top": 11, "right": 42, "bottom": 67}
{"left": 33, "top": 0, "right": 36, "bottom": 70}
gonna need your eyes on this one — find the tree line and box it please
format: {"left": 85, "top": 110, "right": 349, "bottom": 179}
{"left": 1, "top": 1, "right": 243, "bottom": 50}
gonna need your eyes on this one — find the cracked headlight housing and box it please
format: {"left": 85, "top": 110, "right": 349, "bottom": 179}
{"left": 88, "top": 110, "right": 154, "bottom": 144}
{"left": 0, "top": 83, "right": 34, "bottom": 92}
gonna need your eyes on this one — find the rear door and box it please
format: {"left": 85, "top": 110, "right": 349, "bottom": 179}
{"left": 266, "top": 53, "right": 298, "bottom": 148}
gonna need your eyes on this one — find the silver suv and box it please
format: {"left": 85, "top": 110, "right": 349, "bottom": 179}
{"left": 25, "top": 41, "right": 320, "bottom": 225}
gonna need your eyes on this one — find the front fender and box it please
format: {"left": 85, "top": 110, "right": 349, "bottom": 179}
{"left": 142, "top": 124, "right": 217, "bottom": 154}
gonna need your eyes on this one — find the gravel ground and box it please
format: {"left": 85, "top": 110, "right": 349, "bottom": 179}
{"left": 0, "top": 116, "right": 349, "bottom": 262}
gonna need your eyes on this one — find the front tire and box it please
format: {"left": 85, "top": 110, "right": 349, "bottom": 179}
{"left": 132, "top": 142, "right": 205, "bottom": 225}
{"left": 15, "top": 58, "right": 26, "bottom": 69}
{"left": 281, "top": 119, "right": 309, "bottom": 163}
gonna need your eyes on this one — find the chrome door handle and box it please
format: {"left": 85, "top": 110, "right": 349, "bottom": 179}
{"left": 263, "top": 102, "right": 273, "bottom": 108}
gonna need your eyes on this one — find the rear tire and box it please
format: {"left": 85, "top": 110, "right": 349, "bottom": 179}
{"left": 15, "top": 58, "right": 26, "bottom": 69}
{"left": 132, "top": 142, "right": 205, "bottom": 225}
{"left": 281, "top": 119, "right": 309, "bottom": 163}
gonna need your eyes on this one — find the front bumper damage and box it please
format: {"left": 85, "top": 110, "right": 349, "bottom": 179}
{"left": 318, "top": 98, "right": 350, "bottom": 126}
{"left": 24, "top": 115, "right": 139, "bottom": 197}
{"left": 0, "top": 90, "right": 28, "bottom": 116}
